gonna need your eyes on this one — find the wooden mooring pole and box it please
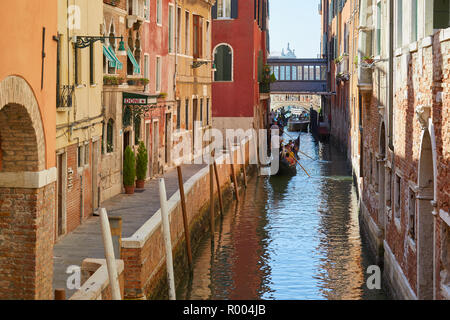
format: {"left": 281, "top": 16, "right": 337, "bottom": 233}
{"left": 176, "top": 166, "right": 193, "bottom": 269}
{"left": 158, "top": 178, "right": 176, "bottom": 300}
{"left": 213, "top": 160, "right": 224, "bottom": 216}
{"left": 228, "top": 140, "right": 240, "bottom": 202}
{"left": 209, "top": 163, "right": 215, "bottom": 235}
{"left": 240, "top": 139, "right": 248, "bottom": 188}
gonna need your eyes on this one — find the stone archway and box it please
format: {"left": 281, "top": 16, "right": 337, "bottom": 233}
{"left": 0, "top": 76, "right": 54, "bottom": 300}
{"left": 378, "top": 121, "right": 386, "bottom": 232}
{"left": 417, "top": 129, "right": 435, "bottom": 300}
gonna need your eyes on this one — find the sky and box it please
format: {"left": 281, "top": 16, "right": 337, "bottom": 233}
{"left": 269, "top": 0, "right": 321, "bottom": 58}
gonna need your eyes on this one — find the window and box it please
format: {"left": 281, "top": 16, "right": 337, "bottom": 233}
{"left": 156, "top": 56, "right": 161, "bottom": 92}
{"left": 298, "top": 66, "right": 303, "bottom": 80}
{"left": 411, "top": 0, "right": 418, "bottom": 42}
{"left": 169, "top": 5, "right": 174, "bottom": 53}
{"left": 144, "top": 54, "right": 149, "bottom": 90}
{"left": 217, "top": 0, "right": 231, "bottom": 18}
{"left": 321, "top": 66, "right": 327, "bottom": 80}
{"left": 84, "top": 143, "right": 89, "bottom": 166}
{"left": 394, "top": 173, "right": 401, "bottom": 219}
{"left": 408, "top": 187, "right": 416, "bottom": 240}
{"left": 315, "top": 66, "right": 321, "bottom": 81}
{"left": 185, "top": 12, "right": 190, "bottom": 55}
{"left": 177, "top": 7, "right": 181, "bottom": 53}
{"left": 291, "top": 66, "right": 297, "bottom": 80}
{"left": 77, "top": 146, "right": 82, "bottom": 167}
{"left": 280, "top": 66, "right": 285, "bottom": 80}
{"left": 107, "top": 119, "right": 114, "bottom": 153}
{"left": 310, "top": 66, "right": 315, "bottom": 80}
{"left": 144, "top": 0, "right": 150, "bottom": 21}
{"left": 286, "top": 65, "right": 291, "bottom": 80}
{"left": 185, "top": 99, "right": 189, "bottom": 129}
{"left": 274, "top": 66, "right": 279, "bottom": 80}
{"left": 200, "top": 98, "right": 203, "bottom": 125}
{"left": 206, "top": 21, "right": 211, "bottom": 59}
{"left": 157, "top": 0, "right": 162, "bottom": 25}
{"left": 433, "top": 0, "right": 450, "bottom": 29}
{"left": 176, "top": 100, "right": 181, "bottom": 130}
{"left": 304, "top": 66, "right": 309, "bottom": 80}
{"left": 396, "top": 0, "right": 403, "bottom": 48}
{"left": 386, "top": 168, "right": 392, "bottom": 207}
{"left": 75, "top": 47, "right": 81, "bottom": 85}
{"left": 214, "top": 44, "right": 232, "bottom": 81}
{"left": 193, "top": 15, "right": 203, "bottom": 59}
{"left": 89, "top": 43, "right": 95, "bottom": 85}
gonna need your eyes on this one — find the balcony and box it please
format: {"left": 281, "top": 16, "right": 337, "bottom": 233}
{"left": 335, "top": 54, "right": 350, "bottom": 82}
{"left": 57, "top": 85, "right": 75, "bottom": 110}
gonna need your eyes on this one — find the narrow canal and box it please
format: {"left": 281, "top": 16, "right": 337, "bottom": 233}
{"left": 178, "top": 131, "right": 388, "bottom": 300}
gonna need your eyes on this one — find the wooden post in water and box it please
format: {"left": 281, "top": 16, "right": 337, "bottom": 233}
{"left": 240, "top": 139, "right": 248, "bottom": 188}
{"left": 176, "top": 166, "right": 193, "bottom": 269}
{"left": 228, "top": 140, "right": 240, "bottom": 202}
{"left": 213, "top": 160, "right": 224, "bottom": 216}
{"left": 158, "top": 178, "right": 176, "bottom": 300}
{"left": 209, "top": 163, "right": 215, "bottom": 235}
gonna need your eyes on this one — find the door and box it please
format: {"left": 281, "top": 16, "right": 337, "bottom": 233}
{"left": 124, "top": 130, "right": 130, "bottom": 152}
{"left": 145, "top": 122, "right": 151, "bottom": 178}
{"left": 192, "top": 99, "right": 198, "bottom": 156}
{"left": 92, "top": 140, "right": 99, "bottom": 212}
{"left": 165, "top": 113, "right": 172, "bottom": 164}
{"left": 152, "top": 121, "right": 159, "bottom": 176}
{"left": 57, "top": 153, "right": 64, "bottom": 237}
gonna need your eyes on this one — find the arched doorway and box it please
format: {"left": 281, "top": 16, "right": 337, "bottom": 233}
{"left": 0, "top": 76, "right": 52, "bottom": 299}
{"left": 378, "top": 122, "right": 386, "bottom": 232}
{"left": 417, "top": 130, "right": 435, "bottom": 300}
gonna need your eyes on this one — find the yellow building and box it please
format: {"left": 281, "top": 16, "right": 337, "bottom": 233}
{"left": 55, "top": 0, "right": 104, "bottom": 237}
{"left": 174, "top": 0, "right": 214, "bottom": 160}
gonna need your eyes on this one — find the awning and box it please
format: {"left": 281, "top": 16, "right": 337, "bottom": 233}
{"left": 127, "top": 48, "right": 140, "bottom": 74}
{"left": 123, "top": 92, "right": 157, "bottom": 106}
{"left": 102, "top": 45, "right": 123, "bottom": 70}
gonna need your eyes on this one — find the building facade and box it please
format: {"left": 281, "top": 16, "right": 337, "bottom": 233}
{"left": 321, "top": 0, "right": 450, "bottom": 300}
{"left": 55, "top": 0, "right": 103, "bottom": 238}
{"left": 174, "top": 0, "right": 214, "bottom": 161}
{"left": 211, "top": 0, "right": 270, "bottom": 137}
{"left": 0, "top": 0, "right": 58, "bottom": 299}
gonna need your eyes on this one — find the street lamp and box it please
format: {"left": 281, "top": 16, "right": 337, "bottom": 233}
{"left": 73, "top": 35, "right": 127, "bottom": 56}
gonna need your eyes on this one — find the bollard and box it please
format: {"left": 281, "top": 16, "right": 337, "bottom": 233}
{"left": 158, "top": 178, "right": 176, "bottom": 300}
{"left": 213, "top": 160, "right": 224, "bottom": 216}
{"left": 210, "top": 163, "right": 215, "bottom": 235}
{"left": 99, "top": 208, "right": 122, "bottom": 300}
{"left": 240, "top": 138, "right": 248, "bottom": 188}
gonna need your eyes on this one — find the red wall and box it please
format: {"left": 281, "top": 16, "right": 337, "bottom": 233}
{"left": 212, "top": 1, "right": 268, "bottom": 118}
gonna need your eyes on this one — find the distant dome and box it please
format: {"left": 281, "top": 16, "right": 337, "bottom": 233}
{"left": 270, "top": 43, "right": 297, "bottom": 59}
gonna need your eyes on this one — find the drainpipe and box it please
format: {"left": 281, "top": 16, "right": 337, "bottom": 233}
{"left": 387, "top": 0, "right": 394, "bottom": 150}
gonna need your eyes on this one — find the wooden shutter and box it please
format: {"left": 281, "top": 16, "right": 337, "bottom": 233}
{"left": 193, "top": 15, "right": 199, "bottom": 58}
{"left": 212, "top": 2, "right": 217, "bottom": 19}
{"left": 231, "top": 0, "right": 238, "bottom": 19}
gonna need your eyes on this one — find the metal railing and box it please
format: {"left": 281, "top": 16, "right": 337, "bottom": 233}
{"left": 57, "top": 85, "right": 75, "bottom": 109}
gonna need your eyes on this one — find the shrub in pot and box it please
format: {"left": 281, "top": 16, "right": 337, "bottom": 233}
{"left": 123, "top": 146, "right": 136, "bottom": 194}
{"left": 136, "top": 141, "right": 148, "bottom": 189}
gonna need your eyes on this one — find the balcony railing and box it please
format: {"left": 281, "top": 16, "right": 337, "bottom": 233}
{"left": 57, "top": 85, "right": 75, "bottom": 109}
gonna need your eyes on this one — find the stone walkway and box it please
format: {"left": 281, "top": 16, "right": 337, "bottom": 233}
{"left": 52, "top": 164, "right": 206, "bottom": 298}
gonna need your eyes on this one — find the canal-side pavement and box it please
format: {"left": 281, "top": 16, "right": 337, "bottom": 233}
{"left": 52, "top": 163, "right": 206, "bottom": 298}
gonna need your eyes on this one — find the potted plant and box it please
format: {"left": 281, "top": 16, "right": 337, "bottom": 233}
{"left": 135, "top": 141, "right": 148, "bottom": 189}
{"left": 103, "top": 76, "right": 112, "bottom": 85}
{"left": 362, "top": 56, "right": 374, "bottom": 64}
{"left": 127, "top": 79, "right": 136, "bottom": 86}
{"left": 123, "top": 145, "right": 136, "bottom": 194}
{"left": 158, "top": 92, "right": 167, "bottom": 99}
{"left": 141, "top": 78, "right": 149, "bottom": 86}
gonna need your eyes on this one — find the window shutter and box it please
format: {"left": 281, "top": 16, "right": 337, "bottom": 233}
{"left": 212, "top": 2, "right": 217, "bottom": 19}
{"left": 231, "top": 0, "right": 238, "bottom": 19}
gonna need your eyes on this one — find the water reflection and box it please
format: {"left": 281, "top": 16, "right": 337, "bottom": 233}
{"left": 178, "top": 133, "right": 387, "bottom": 300}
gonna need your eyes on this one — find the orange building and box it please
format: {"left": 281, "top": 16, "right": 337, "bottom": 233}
{"left": 0, "top": 0, "right": 57, "bottom": 299}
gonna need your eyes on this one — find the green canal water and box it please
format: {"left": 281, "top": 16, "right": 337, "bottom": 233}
{"left": 178, "top": 132, "right": 388, "bottom": 300}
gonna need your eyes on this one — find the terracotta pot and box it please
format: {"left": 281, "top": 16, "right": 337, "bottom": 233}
{"left": 136, "top": 180, "right": 145, "bottom": 189}
{"left": 124, "top": 185, "right": 135, "bottom": 194}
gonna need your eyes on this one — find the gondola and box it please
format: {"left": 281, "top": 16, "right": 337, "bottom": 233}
{"left": 276, "top": 154, "right": 297, "bottom": 175}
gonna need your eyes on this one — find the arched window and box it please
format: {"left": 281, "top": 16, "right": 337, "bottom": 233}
{"left": 214, "top": 44, "right": 232, "bottom": 81}
{"left": 107, "top": 119, "right": 114, "bottom": 153}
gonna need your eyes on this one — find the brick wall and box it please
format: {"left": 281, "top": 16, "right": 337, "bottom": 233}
{"left": 0, "top": 182, "right": 55, "bottom": 299}
{"left": 121, "top": 142, "right": 249, "bottom": 299}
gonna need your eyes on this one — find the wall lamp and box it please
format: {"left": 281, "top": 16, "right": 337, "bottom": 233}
{"left": 73, "top": 35, "right": 127, "bottom": 56}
